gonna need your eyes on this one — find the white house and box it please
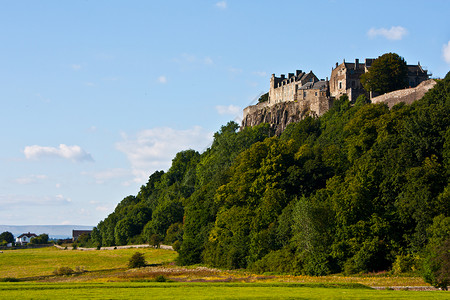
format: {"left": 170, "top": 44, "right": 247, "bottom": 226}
{"left": 16, "top": 232, "right": 37, "bottom": 245}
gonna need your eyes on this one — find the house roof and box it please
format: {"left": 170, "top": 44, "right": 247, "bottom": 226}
{"left": 17, "top": 232, "right": 37, "bottom": 238}
{"left": 72, "top": 230, "right": 93, "bottom": 238}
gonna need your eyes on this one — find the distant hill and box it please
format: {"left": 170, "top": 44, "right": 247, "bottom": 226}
{"left": 0, "top": 225, "right": 94, "bottom": 239}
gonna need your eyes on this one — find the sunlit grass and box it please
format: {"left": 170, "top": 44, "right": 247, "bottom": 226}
{"left": 0, "top": 246, "right": 177, "bottom": 279}
{"left": 0, "top": 282, "right": 448, "bottom": 299}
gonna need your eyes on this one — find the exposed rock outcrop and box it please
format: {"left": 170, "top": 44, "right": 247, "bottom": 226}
{"left": 241, "top": 101, "right": 316, "bottom": 136}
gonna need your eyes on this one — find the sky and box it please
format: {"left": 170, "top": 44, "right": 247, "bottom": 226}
{"left": 1, "top": 0, "right": 449, "bottom": 226}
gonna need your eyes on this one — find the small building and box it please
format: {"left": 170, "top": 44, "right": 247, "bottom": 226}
{"left": 16, "top": 232, "right": 37, "bottom": 245}
{"left": 269, "top": 70, "right": 319, "bottom": 104}
{"left": 72, "top": 230, "right": 92, "bottom": 241}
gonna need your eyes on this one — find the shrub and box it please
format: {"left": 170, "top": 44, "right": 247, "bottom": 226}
{"left": 392, "top": 254, "right": 417, "bottom": 274}
{"left": 0, "top": 277, "right": 19, "bottom": 282}
{"left": 154, "top": 275, "right": 167, "bottom": 282}
{"left": 172, "top": 240, "right": 181, "bottom": 252}
{"left": 128, "top": 252, "right": 146, "bottom": 269}
{"left": 53, "top": 267, "right": 74, "bottom": 276}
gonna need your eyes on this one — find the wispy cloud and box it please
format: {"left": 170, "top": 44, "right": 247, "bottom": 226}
{"left": 157, "top": 75, "right": 167, "bottom": 84}
{"left": 443, "top": 41, "right": 450, "bottom": 64}
{"left": 216, "top": 1, "right": 227, "bottom": 9}
{"left": 367, "top": 26, "right": 407, "bottom": 40}
{"left": 116, "top": 126, "right": 213, "bottom": 183}
{"left": 14, "top": 174, "right": 48, "bottom": 185}
{"left": 216, "top": 105, "right": 240, "bottom": 115}
{"left": 0, "top": 194, "right": 72, "bottom": 208}
{"left": 71, "top": 64, "right": 82, "bottom": 70}
{"left": 24, "top": 144, "right": 94, "bottom": 162}
{"left": 253, "top": 71, "right": 267, "bottom": 77}
{"left": 82, "top": 168, "right": 130, "bottom": 185}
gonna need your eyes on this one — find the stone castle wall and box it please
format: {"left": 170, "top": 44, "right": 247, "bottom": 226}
{"left": 371, "top": 79, "right": 436, "bottom": 108}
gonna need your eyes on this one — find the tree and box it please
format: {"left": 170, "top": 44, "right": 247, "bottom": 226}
{"left": 30, "top": 234, "right": 49, "bottom": 245}
{"left": 0, "top": 231, "right": 14, "bottom": 244}
{"left": 128, "top": 252, "right": 146, "bottom": 268}
{"left": 258, "top": 92, "right": 268, "bottom": 103}
{"left": 360, "top": 52, "right": 408, "bottom": 95}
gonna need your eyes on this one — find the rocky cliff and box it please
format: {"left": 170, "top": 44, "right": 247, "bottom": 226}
{"left": 241, "top": 101, "right": 317, "bottom": 136}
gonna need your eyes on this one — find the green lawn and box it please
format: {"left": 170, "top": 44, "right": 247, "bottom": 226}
{"left": 0, "top": 282, "right": 447, "bottom": 299}
{"left": 0, "top": 246, "right": 177, "bottom": 278}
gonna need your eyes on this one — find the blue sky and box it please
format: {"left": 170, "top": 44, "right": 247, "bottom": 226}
{"left": 1, "top": 0, "right": 449, "bottom": 226}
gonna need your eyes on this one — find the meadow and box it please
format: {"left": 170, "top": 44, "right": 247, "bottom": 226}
{"left": 0, "top": 246, "right": 447, "bottom": 299}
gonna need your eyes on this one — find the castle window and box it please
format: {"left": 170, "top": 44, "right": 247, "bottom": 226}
{"left": 315, "top": 92, "right": 318, "bottom": 96}
{"left": 303, "top": 92, "right": 306, "bottom": 97}
{"left": 339, "top": 81, "right": 342, "bottom": 89}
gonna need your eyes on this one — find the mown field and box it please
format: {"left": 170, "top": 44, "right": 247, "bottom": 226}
{"left": 0, "top": 282, "right": 448, "bottom": 299}
{"left": 0, "top": 247, "right": 447, "bottom": 299}
{"left": 0, "top": 246, "right": 176, "bottom": 279}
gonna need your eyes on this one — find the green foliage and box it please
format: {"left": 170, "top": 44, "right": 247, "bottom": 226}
{"left": 257, "top": 92, "right": 269, "bottom": 103}
{"left": 0, "top": 231, "right": 14, "bottom": 244}
{"left": 30, "top": 234, "right": 49, "bottom": 245}
{"left": 128, "top": 252, "right": 146, "bottom": 269}
{"left": 421, "top": 215, "right": 450, "bottom": 290}
{"left": 360, "top": 52, "right": 408, "bottom": 95}
{"left": 93, "top": 72, "right": 450, "bottom": 276}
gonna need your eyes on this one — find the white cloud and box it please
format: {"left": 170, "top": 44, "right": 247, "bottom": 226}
{"left": 216, "top": 1, "right": 227, "bottom": 9}
{"left": 24, "top": 144, "right": 94, "bottom": 162}
{"left": 82, "top": 168, "right": 130, "bottom": 184}
{"left": 14, "top": 174, "right": 48, "bottom": 185}
{"left": 157, "top": 75, "right": 167, "bottom": 84}
{"left": 116, "top": 126, "right": 213, "bottom": 183}
{"left": 0, "top": 194, "right": 72, "bottom": 208}
{"left": 253, "top": 71, "right": 267, "bottom": 77}
{"left": 443, "top": 41, "right": 450, "bottom": 64}
{"left": 204, "top": 56, "right": 214, "bottom": 65}
{"left": 216, "top": 105, "right": 240, "bottom": 115}
{"left": 367, "top": 26, "right": 407, "bottom": 40}
{"left": 71, "top": 64, "right": 82, "bottom": 70}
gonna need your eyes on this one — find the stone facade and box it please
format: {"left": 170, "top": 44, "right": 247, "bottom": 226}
{"left": 242, "top": 57, "right": 432, "bottom": 135}
{"left": 329, "top": 58, "right": 430, "bottom": 102}
{"left": 269, "top": 70, "right": 319, "bottom": 104}
{"left": 330, "top": 59, "right": 372, "bottom": 102}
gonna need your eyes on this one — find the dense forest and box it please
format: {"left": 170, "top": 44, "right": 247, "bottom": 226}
{"left": 89, "top": 72, "right": 450, "bottom": 288}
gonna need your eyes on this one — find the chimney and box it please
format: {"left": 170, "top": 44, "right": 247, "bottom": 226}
{"left": 288, "top": 73, "right": 294, "bottom": 78}
{"left": 355, "top": 59, "right": 359, "bottom": 70}
{"left": 280, "top": 74, "right": 285, "bottom": 79}
{"left": 296, "top": 70, "right": 302, "bottom": 76}
{"left": 336, "top": 62, "right": 338, "bottom": 68}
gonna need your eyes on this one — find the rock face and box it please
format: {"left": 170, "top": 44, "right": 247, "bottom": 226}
{"left": 241, "top": 80, "right": 436, "bottom": 136}
{"left": 241, "top": 101, "right": 317, "bottom": 136}
{"left": 371, "top": 79, "right": 436, "bottom": 108}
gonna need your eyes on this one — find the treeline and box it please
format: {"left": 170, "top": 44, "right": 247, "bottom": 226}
{"left": 92, "top": 73, "right": 450, "bottom": 286}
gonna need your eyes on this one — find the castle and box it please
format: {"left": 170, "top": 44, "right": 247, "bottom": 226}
{"left": 241, "top": 57, "right": 431, "bottom": 135}
{"left": 265, "top": 58, "right": 430, "bottom": 115}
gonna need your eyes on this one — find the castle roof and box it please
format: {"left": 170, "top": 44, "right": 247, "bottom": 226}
{"left": 299, "top": 81, "right": 328, "bottom": 90}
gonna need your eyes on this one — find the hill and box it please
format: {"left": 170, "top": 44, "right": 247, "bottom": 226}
{"left": 89, "top": 72, "right": 449, "bottom": 288}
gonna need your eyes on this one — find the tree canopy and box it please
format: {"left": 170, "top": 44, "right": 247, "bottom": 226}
{"left": 92, "top": 72, "right": 449, "bottom": 282}
{"left": 360, "top": 52, "right": 408, "bottom": 95}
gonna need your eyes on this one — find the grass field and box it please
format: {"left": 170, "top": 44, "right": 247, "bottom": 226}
{"left": 0, "top": 246, "right": 176, "bottom": 279}
{"left": 0, "top": 247, "right": 447, "bottom": 299}
{"left": 0, "top": 282, "right": 448, "bottom": 299}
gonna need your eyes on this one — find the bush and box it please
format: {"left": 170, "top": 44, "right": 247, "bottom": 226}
{"left": 154, "top": 275, "right": 167, "bottom": 282}
{"left": 0, "top": 277, "right": 19, "bottom": 282}
{"left": 128, "top": 252, "right": 146, "bottom": 269}
{"left": 392, "top": 254, "right": 417, "bottom": 274}
{"left": 53, "top": 267, "right": 74, "bottom": 276}
{"left": 172, "top": 240, "right": 181, "bottom": 252}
